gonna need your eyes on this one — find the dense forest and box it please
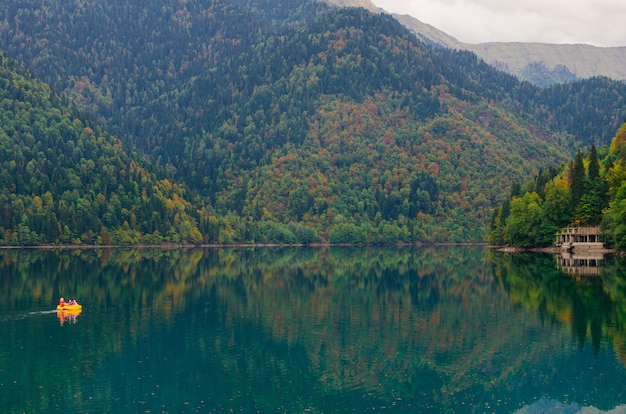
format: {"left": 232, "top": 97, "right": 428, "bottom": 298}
{"left": 1, "top": 0, "right": 626, "bottom": 245}
{"left": 0, "top": 56, "right": 203, "bottom": 244}
{"left": 489, "top": 122, "right": 626, "bottom": 250}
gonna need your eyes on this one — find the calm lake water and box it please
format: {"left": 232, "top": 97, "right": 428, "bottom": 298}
{"left": 1, "top": 246, "right": 626, "bottom": 413}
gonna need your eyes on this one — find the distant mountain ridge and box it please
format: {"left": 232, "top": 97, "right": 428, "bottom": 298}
{"left": 465, "top": 42, "right": 626, "bottom": 85}
{"left": 330, "top": 0, "right": 626, "bottom": 85}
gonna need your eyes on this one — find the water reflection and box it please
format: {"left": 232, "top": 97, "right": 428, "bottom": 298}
{"left": 56, "top": 309, "right": 81, "bottom": 326}
{"left": 557, "top": 251, "right": 605, "bottom": 277}
{"left": 515, "top": 398, "right": 626, "bottom": 414}
{"left": 491, "top": 251, "right": 624, "bottom": 356}
{"left": 0, "top": 247, "right": 625, "bottom": 413}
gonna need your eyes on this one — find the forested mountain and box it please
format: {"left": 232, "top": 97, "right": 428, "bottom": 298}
{"left": 0, "top": 56, "right": 202, "bottom": 245}
{"left": 0, "top": 0, "right": 625, "bottom": 244}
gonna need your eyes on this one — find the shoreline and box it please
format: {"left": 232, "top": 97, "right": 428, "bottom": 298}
{"left": 0, "top": 242, "right": 490, "bottom": 250}
{"left": 498, "top": 245, "right": 618, "bottom": 255}
{"left": 1, "top": 243, "right": 619, "bottom": 255}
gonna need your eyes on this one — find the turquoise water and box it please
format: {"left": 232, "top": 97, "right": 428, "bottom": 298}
{"left": 0, "top": 247, "right": 625, "bottom": 413}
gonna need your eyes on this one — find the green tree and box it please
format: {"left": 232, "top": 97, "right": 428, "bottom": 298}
{"left": 541, "top": 179, "right": 572, "bottom": 242}
{"left": 588, "top": 144, "right": 600, "bottom": 180}
{"left": 569, "top": 149, "right": 586, "bottom": 211}
{"left": 505, "top": 192, "right": 544, "bottom": 247}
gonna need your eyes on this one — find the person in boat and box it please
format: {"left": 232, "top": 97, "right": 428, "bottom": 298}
{"left": 68, "top": 298, "right": 77, "bottom": 305}
{"left": 58, "top": 297, "right": 66, "bottom": 307}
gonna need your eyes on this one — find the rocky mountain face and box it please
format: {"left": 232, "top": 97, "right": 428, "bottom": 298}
{"left": 332, "top": 0, "right": 626, "bottom": 86}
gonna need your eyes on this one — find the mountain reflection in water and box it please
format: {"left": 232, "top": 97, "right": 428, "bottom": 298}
{"left": 515, "top": 398, "right": 626, "bottom": 414}
{"left": 0, "top": 246, "right": 625, "bottom": 413}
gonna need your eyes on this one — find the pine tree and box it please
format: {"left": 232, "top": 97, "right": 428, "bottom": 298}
{"left": 588, "top": 144, "right": 600, "bottom": 180}
{"left": 582, "top": 144, "right": 609, "bottom": 224}
{"left": 569, "top": 149, "right": 585, "bottom": 210}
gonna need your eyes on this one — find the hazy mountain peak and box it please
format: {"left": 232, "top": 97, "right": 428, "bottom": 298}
{"left": 465, "top": 41, "right": 626, "bottom": 85}
{"left": 327, "top": 0, "right": 626, "bottom": 85}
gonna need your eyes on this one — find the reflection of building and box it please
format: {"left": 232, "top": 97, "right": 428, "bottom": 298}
{"left": 556, "top": 226, "right": 604, "bottom": 252}
{"left": 557, "top": 252, "right": 604, "bottom": 277}
{"left": 556, "top": 227, "right": 606, "bottom": 277}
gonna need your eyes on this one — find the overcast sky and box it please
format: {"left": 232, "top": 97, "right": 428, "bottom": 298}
{"left": 371, "top": 0, "right": 626, "bottom": 47}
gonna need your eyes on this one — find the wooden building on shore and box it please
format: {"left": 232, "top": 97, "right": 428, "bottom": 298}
{"left": 556, "top": 226, "right": 604, "bottom": 252}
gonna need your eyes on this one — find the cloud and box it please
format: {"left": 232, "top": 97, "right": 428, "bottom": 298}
{"left": 371, "top": 0, "right": 626, "bottom": 47}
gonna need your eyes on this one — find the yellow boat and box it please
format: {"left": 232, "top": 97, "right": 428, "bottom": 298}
{"left": 56, "top": 303, "right": 82, "bottom": 311}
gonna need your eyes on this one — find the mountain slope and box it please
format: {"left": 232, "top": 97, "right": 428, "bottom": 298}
{"left": 0, "top": 55, "right": 202, "bottom": 245}
{"left": 392, "top": 13, "right": 466, "bottom": 50}
{"left": 0, "top": 0, "right": 625, "bottom": 244}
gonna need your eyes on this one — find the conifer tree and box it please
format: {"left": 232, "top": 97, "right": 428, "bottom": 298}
{"left": 588, "top": 145, "right": 600, "bottom": 180}
{"left": 569, "top": 149, "right": 585, "bottom": 210}
{"left": 582, "top": 144, "right": 608, "bottom": 224}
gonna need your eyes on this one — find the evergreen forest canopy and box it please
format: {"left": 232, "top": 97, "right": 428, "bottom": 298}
{"left": 0, "top": 57, "right": 203, "bottom": 245}
{"left": 0, "top": 0, "right": 626, "bottom": 245}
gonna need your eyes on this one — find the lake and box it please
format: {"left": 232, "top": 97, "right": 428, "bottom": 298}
{"left": 1, "top": 246, "right": 625, "bottom": 413}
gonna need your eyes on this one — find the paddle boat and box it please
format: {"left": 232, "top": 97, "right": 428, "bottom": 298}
{"left": 56, "top": 297, "right": 82, "bottom": 311}
{"left": 56, "top": 303, "right": 82, "bottom": 311}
